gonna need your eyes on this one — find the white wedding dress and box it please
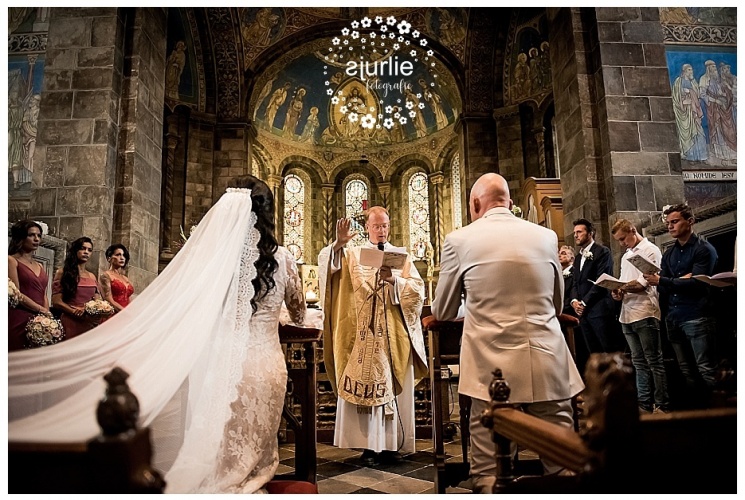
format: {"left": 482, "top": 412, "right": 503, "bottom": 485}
{"left": 8, "top": 188, "right": 306, "bottom": 493}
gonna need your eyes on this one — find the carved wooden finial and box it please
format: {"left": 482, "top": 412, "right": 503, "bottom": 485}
{"left": 488, "top": 367, "right": 511, "bottom": 403}
{"left": 97, "top": 367, "right": 140, "bottom": 436}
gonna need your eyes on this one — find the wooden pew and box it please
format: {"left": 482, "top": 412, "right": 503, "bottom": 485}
{"left": 421, "top": 315, "right": 471, "bottom": 493}
{"left": 277, "top": 322, "right": 323, "bottom": 484}
{"left": 9, "top": 362, "right": 320, "bottom": 494}
{"left": 481, "top": 353, "right": 737, "bottom": 494}
{"left": 8, "top": 367, "right": 166, "bottom": 494}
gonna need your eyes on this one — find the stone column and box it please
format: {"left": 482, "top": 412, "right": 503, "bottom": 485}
{"left": 595, "top": 7, "right": 683, "bottom": 239}
{"left": 547, "top": 7, "right": 683, "bottom": 250}
{"left": 533, "top": 127, "right": 547, "bottom": 178}
{"left": 213, "top": 122, "right": 255, "bottom": 200}
{"left": 492, "top": 105, "right": 523, "bottom": 193}
{"left": 31, "top": 7, "right": 125, "bottom": 275}
{"left": 267, "top": 173, "right": 284, "bottom": 234}
{"left": 455, "top": 113, "right": 499, "bottom": 196}
{"left": 322, "top": 184, "right": 336, "bottom": 244}
{"left": 115, "top": 8, "right": 167, "bottom": 290}
{"left": 429, "top": 172, "right": 445, "bottom": 266}
{"left": 378, "top": 182, "right": 391, "bottom": 209}
{"left": 159, "top": 114, "right": 181, "bottom": 256}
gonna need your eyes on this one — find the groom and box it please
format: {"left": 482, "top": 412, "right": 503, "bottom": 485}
{"left": 569, "top": 218, "right": 625, "bottom": 372}
{"left": 318, "top": 207, "right": 428, "bottom": 466}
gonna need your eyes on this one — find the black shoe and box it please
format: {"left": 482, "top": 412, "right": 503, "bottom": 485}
{"left": 378, "top": 450, "right": 403, "bottom": 464}
{"left": 360, "top": 449, "right": 377, "bottom": 466}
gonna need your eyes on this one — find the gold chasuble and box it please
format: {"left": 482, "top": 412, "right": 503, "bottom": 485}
{"left": 319, "top": 244, "right": 428, "bottom": 409}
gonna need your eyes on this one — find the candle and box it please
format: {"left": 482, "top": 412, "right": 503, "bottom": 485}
{"left": 305, "top": 291, "right": 318, "bottom": 301}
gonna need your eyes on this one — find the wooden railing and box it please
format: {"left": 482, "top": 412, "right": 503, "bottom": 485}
{"left": 481, "top": 353, "right": 737, "bottom": 494}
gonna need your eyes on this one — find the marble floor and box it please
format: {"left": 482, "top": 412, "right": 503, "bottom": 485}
{"left": 277, "top": 439, "right": 473, "bottom": 494}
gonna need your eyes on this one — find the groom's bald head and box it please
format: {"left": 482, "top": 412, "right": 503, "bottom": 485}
{"left": 469, "top": 173, "right": 512, "bottom": 221}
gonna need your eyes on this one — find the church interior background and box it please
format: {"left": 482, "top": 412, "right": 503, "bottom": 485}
{"left": 7, "top": 6, "right": 737, "bottom": 440}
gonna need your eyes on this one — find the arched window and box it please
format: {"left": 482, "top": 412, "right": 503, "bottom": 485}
{"left": 283, "top": 173, "right": 305, "bottom": 261}
{"left": 344, "top": 176, "right": 369, "bottom": 247}
{"left": 451, "top": 153, "right": 462, "bottom": 229}
{"left": 408, "top": 171, "right": 431, "bottom": 260}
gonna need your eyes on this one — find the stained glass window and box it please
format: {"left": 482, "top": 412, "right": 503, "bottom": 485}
{"left": 283, "top": 174, "right": 304, "bottom": 261}
{"left": 451, "top": 153, "right": 462, "bottom": 229}
{"left": 345, "top": 177, "right": 369, "bottom": 247}
{"left": 408, "top": 172, "right": 430, "bottom": 261}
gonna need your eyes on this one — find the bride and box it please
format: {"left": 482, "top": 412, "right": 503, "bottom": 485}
{"left": 8, "top": 175, "right": 307, "bottom": 493}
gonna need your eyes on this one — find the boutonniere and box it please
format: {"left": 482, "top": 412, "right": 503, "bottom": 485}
{"left": 582, "top": 248, "right": 594, "bottom": 260}
{"left": 562, "top": 267, "right": 572, "bottom": 277}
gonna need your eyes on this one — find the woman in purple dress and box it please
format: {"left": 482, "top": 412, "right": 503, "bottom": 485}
{"left": 8, "top": 220, "right": 50, "bottom": 351}
{"left": 52, "top": 237, "right": 101, "bottom": 340}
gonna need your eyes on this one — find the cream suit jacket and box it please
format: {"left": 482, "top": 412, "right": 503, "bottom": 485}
{"left": 432, "top": 207, "right": 584, "bottom": 403}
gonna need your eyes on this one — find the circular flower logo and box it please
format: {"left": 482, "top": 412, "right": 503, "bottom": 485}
{"left": 323, "top": 15, "right": 439, "bottom": 132}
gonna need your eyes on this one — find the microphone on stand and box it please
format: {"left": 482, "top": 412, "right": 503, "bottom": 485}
{"left": 377, "top": 242, "right": 385, "bottom": 288}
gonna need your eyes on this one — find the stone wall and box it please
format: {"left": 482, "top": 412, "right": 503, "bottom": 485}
{"left": 115, "top": 8, "right": 167, "bottom": 289}
{"left": 594, "top": 7, "right": 684, "bottom": 268}
{"left": 31, "top": 7, "right": 125, "bottom": 274}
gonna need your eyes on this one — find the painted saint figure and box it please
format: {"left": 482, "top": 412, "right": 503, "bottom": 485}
{"left": 165, "top": 41, "right": 187, "bottom": 101}
{"left": 243, "top": 7, "right": 279, "bottom": 47}
{"left": 672, "top": 63, "right": 707, "bottom": 162}
{"left": 419, "top": 79, "right": 448, "bottom": 130}
{"left": 699, "top": 59, "right": 736, "bottom": 165}
{"left": 265, "top": 82, "right": 291, "bottom": 131}
{"left": 299, "top": 106, "right": 320, "bottom": 144}
{"left": 283, "top": 88, "right": 306, "bottom": 138}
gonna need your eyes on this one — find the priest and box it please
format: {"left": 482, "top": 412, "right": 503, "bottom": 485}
{"left": 318, "top": 207, "right": 427, "bottom": 465}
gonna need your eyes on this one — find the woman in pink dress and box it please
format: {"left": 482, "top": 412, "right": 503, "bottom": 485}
{"left": 52, "top": 237, "right": 101, "bottom": 340}
{"left": 99, "top": 244, "right": 134, "bottom": 318}
{"left": 8, "top": 220, "right": 51, "bottom": 351}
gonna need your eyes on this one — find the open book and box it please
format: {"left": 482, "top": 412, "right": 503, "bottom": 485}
{"left": 589, "top": 273, "right": 628, "bottom": 291}
{"left": 359, "top": 245, "right": 408, "bottom": 270}
{"left": 693, "top": 271, "right": 736, "bottom": 288}
{"left": 627, "top": 253, "right": 661, "bottom": 275}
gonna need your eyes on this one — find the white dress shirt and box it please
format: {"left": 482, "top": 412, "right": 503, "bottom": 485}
{"left": 619, "top": 237, "right": 662, "bottom": 324}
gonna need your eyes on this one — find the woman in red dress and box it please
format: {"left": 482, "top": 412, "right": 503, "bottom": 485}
{"left": 8, "top": 220, "right": 51, "bottom": 351}
{"left": 52, "top": 237, "right": 101, "bottom": 340}
{"left": 99, "top": 244, "right": 135, "bottom": 315}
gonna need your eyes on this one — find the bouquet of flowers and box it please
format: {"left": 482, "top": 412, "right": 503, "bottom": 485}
{"left": 26, "top": 314, "right": 65, "bottom": 348}
{"left": 8, "top": 278, "right": 21, "bottom": 308}
{"left": 85, "top": 298, "right": 115, "bottom": 316}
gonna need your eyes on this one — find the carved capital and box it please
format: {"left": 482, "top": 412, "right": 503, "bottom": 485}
{"left": 267, "top": 174, "right": 283, "bottom": 190}
{"left": 493, "top": 105, "right": 521, "bottom": 122}
{"left": 429, "top": 172, "right": 445, "bottom": 185}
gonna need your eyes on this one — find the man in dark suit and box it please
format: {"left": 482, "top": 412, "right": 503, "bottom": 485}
{"left": 569, "top": 219, "right": 625, "bottom": 372}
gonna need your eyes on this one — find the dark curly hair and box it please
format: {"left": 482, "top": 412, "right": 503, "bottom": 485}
{"left": 227, "top": 175, "right": 278, "bottom": 312}
{"left": 8, "top": 220, "right": 43, "bottom": 255}
{"left": 105, "top": 243, "right": 130, "bottom": 268}
{"left": 61, "top": 237, "right": 93, "bottom": 303}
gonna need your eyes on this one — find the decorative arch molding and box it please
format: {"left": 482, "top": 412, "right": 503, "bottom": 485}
{"left": 386, "top": 154, "right": 434, "bottom": 181}
{"left": 328, "top": 161, "right": 385, "bottom": 187}
{"left": 465, "top": 7, "right": 498, "bottom": 113}
{"left": 433, "top": 136, "right": 460, "bottom": 173}
{"left": 278, "top": 155, "right": 326, "bottom": 182}
{"left": 205, "top": 8, "right": 244, "bottom": 121}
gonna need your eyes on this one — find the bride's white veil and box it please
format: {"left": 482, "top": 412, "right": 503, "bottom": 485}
{"left": 8, "top": 187, "right": 260, "bottom": 493}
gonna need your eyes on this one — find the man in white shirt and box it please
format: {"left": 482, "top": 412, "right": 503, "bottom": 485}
{"left": 611, "top": 219, "right": 670, "bottom": 413}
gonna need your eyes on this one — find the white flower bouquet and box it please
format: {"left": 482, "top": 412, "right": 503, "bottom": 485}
{"left": 26, "top": 314, "right": 65, "bottom": 348}
{"left": 8, "top": 278, "right": 21, "bottom": 308}
{"left": 85, "top": 298, "right": 115, "bottom": 316}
